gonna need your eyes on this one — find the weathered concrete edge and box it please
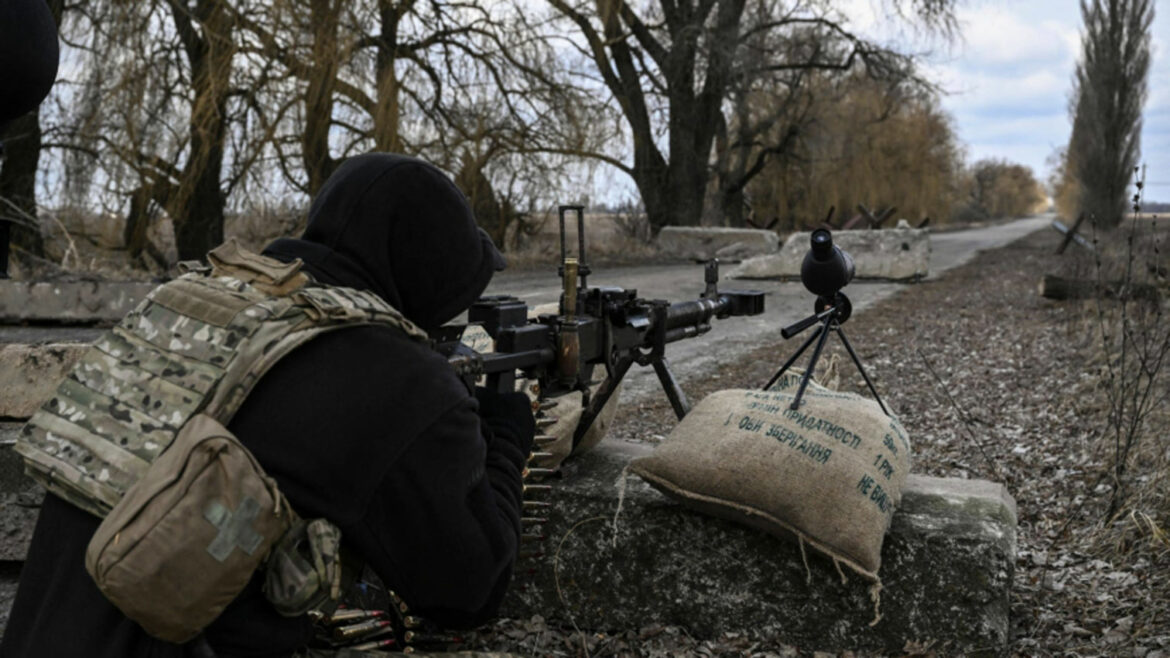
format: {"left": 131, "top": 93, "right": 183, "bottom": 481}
{"left": 729, "top": 228, "right": 930, "bottom": 280}
{"left": 656, "top": 227, "right": 781, "bottom": 261}
{"left": 502, "top": 439, "right": 1017, "bottom": 655}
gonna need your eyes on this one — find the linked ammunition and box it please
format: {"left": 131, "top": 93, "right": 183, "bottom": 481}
{"left": 387, "top": 590, "right": 410, "bottom": 614}
{"left": 523, "top": 467, "right": 557, "bottom": 479}
{"left": 405, "top": 631, "right": 462, "bottom": 644}
{"left": 522, "top": 483, "right": 552, "bottom": 494}
{"left": 520, "top": 533, "right": 545, "bottom": 543}
{"left": 331, "top": 619, "right": 393, "bottom": 642}
{"left": 522, "top": 500, "right": 552, "bottom": 510}
{"left": 402, "top": 615, "right": 424, "bottom": 629}
{"left": 521, "top": 516, "right": 548, "bottom": 525}
{"left": 325, "top": 608, "right": 384, "bottom": 624}
{"left": 528, "top": 451, "right": 554, "bottom": 463}
{"left": 534, "top": 434, "right": 557, "bottom": 446}
{"left": 539, "top": 400, "right": 559, "bottom": 410}
{"left": 536, "top": 416, "right": 558, "bottom": 428}
{"left": 349, "top": 637, "right": 396, "bottom": 651}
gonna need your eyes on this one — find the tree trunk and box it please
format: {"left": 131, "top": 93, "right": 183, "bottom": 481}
{"left": 169, "top": 0, "right": 233, "bottom": 261}
{"left": 0, "top": 112, "right": 46, "bottom": 258}
{"left": 719, "top": 186, "right": 748, "bottom": 227}
{"left": 456, "top": 153, "right": 507, "bottom": 245}
{"left": 303, "top": 0, "right": 340, "bottom": 197}
{"left": 374, "top": 0, "right": 404, "bottom": 153}
{"left": 124, "top": 186, "right": 152, "bottom": 257}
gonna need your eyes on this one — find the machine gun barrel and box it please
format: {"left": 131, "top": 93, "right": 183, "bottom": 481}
{"left": 664, "top": 298, "right": 726, "bottom": 331}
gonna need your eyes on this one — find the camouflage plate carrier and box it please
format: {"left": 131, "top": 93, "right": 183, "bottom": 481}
{"left": 13, "top": 239, "right": 427, "bottom": 641}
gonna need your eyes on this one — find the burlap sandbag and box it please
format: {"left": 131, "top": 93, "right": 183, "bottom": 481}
{"left": 629, "top": 375, "right": 910, "bottom": 580}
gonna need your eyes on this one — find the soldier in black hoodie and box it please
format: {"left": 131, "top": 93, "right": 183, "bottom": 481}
{"left": 0, "top": 154, "right": 535, "bottom": 657}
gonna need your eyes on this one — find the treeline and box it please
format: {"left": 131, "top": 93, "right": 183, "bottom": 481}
{"left": 742, "top": 74, "right": 1044, "bottom": 229}
{"left": 0, "top": 0, "right": 1045, "bottom": 267}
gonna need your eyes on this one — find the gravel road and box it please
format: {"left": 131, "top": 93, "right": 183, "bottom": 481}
{"left": 483, "top": 214, "right": 1051, "bottom": 403}
{"left": 463, "top": 214, "right": 1169, "bottom": 657}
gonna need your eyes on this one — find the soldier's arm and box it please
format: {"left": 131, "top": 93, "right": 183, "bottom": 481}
{"left": 345, "top": 388, "right": 533, "bottom": 628}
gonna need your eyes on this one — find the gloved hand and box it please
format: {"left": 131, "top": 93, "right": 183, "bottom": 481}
{"left": 474, "top": 387, "right": 535, "bottom": 455}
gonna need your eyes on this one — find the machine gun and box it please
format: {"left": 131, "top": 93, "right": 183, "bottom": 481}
{"left": 322, "top": 208, "right": 764, "bottom": 653}
{"left": 434, "top": 205, "right": 765, "bottom": 450}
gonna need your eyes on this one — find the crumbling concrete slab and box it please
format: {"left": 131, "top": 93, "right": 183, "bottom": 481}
{"left": 502, "top": 439, "right": 1016, "bottom": 656}
{"left": 656, "top": 227, "right": 779, "bottom": 262}
{"left": 730, "top": 228, "right": 930, "bottom": 281}
{"left": 0, "top": 280, "right": 155, "bottom": 324}
{"left": 0, "top": 343, "right": 86, "bottom": 418}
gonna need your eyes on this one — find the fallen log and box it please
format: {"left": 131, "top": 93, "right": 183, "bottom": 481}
{"left": 1038, "top": 275, "right": 1161, "bottom": 302}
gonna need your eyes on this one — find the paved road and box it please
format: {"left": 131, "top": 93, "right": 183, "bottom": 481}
{"left": 0, "top": 214, "right": 1051, "bottom": 398}
{"left": 484, "top": 214, "right": 1051, "bottom": 402}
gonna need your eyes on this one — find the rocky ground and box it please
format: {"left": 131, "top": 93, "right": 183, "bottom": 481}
{"left": 3, "top": 221, "right": 1165, "bottom": 656}
{"left": 461, "top": 225, "right": 1170, "bottom": 656}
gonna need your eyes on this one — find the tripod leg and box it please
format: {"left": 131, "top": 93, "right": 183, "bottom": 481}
{"left": 791, "top": 318, "right": 833, "bottom": 410}
{"left": 652, "top": 357, "right": 691, "bottom": 420}
{"left": 763, "top": 325, "right": 824, "bottom": 391}
{"left": 834, "top": 326, "right": 891, "bottom": 417}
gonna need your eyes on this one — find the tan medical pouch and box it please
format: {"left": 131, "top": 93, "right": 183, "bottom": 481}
{"left": 85, "top": 413, "right": 295, "bottom": 643}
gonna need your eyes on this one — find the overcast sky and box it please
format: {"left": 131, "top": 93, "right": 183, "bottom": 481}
{"left": 845, "top": 0, "right": 1170, "bottom": 201}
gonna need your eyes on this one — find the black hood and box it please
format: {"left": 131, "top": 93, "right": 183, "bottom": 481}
{"left": 0, "top": 0, "right": 59, "bottom": 126}
{"left": 266, "top": 153, "right": 505, "bottom": 331}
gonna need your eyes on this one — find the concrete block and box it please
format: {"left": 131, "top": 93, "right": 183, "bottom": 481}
{"left": 0, "top": 344, "right": 86, "bottom": 418}
{"left": 656, "top": 227, "right": 779, "bottom": 262}
{"left": 0, "top": 281, "right": 155, "bottom": 324}
{"left": 502, "top": 440, "right": 1016, "bottom": 656}
{"left": 730, "top": 228, "right": 930, "bottom": 281}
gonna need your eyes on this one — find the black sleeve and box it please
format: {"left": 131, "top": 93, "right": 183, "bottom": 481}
{"left": 343, "top": 389, "right": 534, "bottom": 628}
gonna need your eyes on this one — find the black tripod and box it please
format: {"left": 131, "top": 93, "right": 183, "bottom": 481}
{"left": 763, "top": 292, "right": 889, "bottom": 415}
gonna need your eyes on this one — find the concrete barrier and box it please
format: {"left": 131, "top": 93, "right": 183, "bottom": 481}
{"left": 656, "top": 227, "right": 779, "bottom": 262}
{"left": 730, "top": 228, "right": 929, "bottom": 281}
{"left": 0, "top": 280, "right": 156, "bottom": 324}
{"left": 502, "top": 439, "right": 1016, "bottom": 656}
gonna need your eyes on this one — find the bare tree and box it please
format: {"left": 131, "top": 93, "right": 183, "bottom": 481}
{"left": 48, "top": 0, "right": 243, "bottom": 261}
{"left": 232, "top": 0, "right": 595, "bottom": 239}
{"left": 746, "top": 72, "right": 964, "bottom": 229}
{"left": 542, "top": 0, "right": 955, "bottom": 231}
{"left": 1068, "top": 0, "right": 1153, "bottom": 228}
